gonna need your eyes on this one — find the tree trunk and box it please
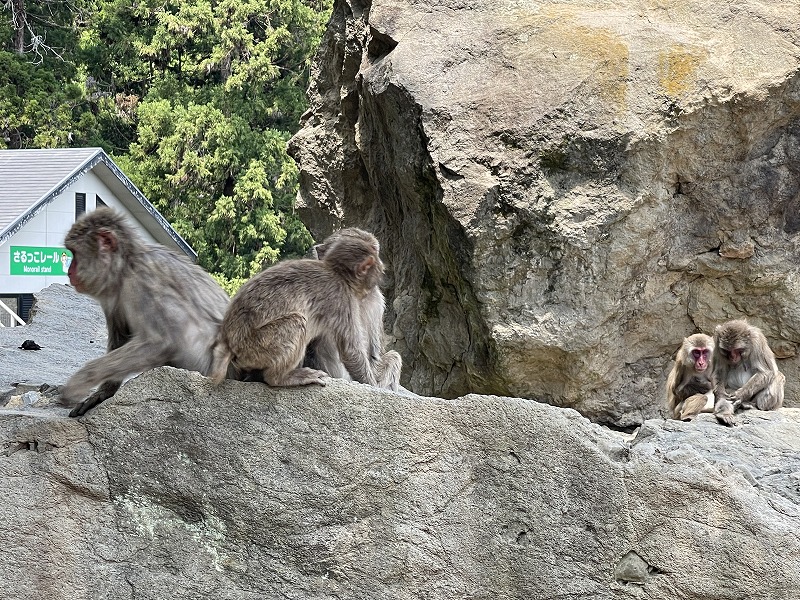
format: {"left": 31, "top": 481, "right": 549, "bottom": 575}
{"left": 11, "top": 0, "right": 26, "bottom": 54}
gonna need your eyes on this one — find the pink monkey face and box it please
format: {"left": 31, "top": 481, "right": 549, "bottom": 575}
{"left": 691, "top": 347, "right": 711, "bottom": 371}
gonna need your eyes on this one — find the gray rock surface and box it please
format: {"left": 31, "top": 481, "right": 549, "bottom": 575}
{"left": 2, "top": 288, "right": 800, "bottom": 599}
{"left": 289, "top": 0, "right": 800, "bottom": 426}
{"left": 0, "top": 284, "right": 106, "bottom": 411}
{"left": 1, "top": 368, "right": 800, "bottom": 599}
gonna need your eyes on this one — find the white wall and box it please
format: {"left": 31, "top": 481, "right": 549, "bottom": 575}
{"left": 0, "top": 170, "right": 159, "bottom": 295}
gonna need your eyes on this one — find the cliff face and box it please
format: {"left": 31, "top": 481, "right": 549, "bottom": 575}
{"left": 289, "top": 0, "right": 800, "bottom": 426}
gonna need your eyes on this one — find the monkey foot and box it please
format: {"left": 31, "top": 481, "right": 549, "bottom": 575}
{"left": 715, "top": 412, "right": 736, "bottom": 427}
{"left": 271, "top": 367, "right": 329, "bottom": 387}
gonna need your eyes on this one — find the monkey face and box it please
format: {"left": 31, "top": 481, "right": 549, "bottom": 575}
{"left": 66, "top": 251, "right": 85, "bottom": 292}
{"left": 682, "top": 334, "right": 713, "bottom": 372}
{"left": 691, "top": 347, "right": 711, "bottom": 371}
{"left": 714, "top": 320, "right": 754, "bottom": 366}
{"left": 64, "top": 211, "right": 127, "bottom": 298}
{"left": 719, "top": 347, "right": 744, "bottom": 365}
{"left": 717, "top": 336, "right": 746, "bottom": 365}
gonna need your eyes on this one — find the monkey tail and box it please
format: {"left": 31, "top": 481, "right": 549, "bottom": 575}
{"left": 209, "top": 337, "right": 233, "bottom": 385}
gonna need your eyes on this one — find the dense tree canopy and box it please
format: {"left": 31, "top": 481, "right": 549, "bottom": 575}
{"left": 0, "top": 0, "right": 331, "bottom": 288}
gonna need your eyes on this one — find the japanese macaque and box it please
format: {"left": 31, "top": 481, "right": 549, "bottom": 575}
{"left": 712, "top": 319, "right": 785, "bottom": 426}
{"left": 304, "top": 228, "right": 401, "bottom": 390}
{"left": 666, "top": 333, "right": 715, "bottom": 421}
{"left": 61, "top": 208, "right": 231, "bottom": 416}
{"left": 210, "top": 230, "right": 401, "bottom": 389}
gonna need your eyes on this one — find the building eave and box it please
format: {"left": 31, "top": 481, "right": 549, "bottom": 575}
{"left": 0, "top": 149, "right": 197, "bottom": 262}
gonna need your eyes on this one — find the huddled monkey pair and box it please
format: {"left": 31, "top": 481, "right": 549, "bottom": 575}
{"left": 60, "top": 208, "right": 401, "bottom": 417}
{"left": 667, "top": 322, "right": 785, "bottom": 426}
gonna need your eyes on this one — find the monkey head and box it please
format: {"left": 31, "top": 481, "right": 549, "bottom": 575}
{"left": 322, "top": 233, "right": 385, "bottom": 293}
{"left": 64, "top": 208, "right": 133, "bottom": 297}
{"left": 313, "top": 228, "right": 379, "bottom": 260}
{"left": 682, "top": 333, "right": 713, "bottom": 371}
{"left": 714, "top": 320, "right": 752, "bottom": 365}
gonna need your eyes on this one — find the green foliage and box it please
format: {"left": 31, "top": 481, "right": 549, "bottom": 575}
{"left": 0, "top": 1, "right": 107, "bottom": 149}
{"left": 211, "top": 272, "right": 249, "bottom": 297}
{"left": 1, "top": 0, "right": 331, "bottom": 279}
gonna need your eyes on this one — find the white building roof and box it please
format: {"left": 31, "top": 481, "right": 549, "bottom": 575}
{"left": 0, "top": 147, "right": 196, "bottom": 260}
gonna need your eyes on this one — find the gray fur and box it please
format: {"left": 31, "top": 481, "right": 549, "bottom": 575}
{"left": 211, "top": 231, "right": 397, "bottom": 388}
{"left": 712, "top": 319, "right": 784, "bottom": 426}
{"left": 303, "top": 228, "right": 402, "bottom": 391}
{"left": 61, "top": 208, "right": 231, "bottom": 416}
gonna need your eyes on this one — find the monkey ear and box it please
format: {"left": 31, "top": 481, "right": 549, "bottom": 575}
{"left": 313, "top": 244, "right": 326, "bottom": 259}
{"left": 357, "top": 256, "right": 376, "bottom": 276}
{"left": 97, "top": 230, "right": 118, "bottom": 254}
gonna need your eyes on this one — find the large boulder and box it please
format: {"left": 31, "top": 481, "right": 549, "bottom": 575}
{"left": 289, "top": 0, "right": 800, "bottom": 426}
{"left": 1, "top": 367, "right": 800, "bottom": 599}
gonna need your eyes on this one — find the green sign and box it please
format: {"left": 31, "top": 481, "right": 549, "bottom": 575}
{"left": 10, "top": 246, "right": 72, "bottom": 276}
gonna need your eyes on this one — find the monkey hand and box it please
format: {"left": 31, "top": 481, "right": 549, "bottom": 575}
{"left": 732, "top": 397, "right": 756, "bottom": 412}
{"left": 714, "top": 388, "right": 732, "bottom": 402}
{"left": 730, "top": 390, "right": 754, "bottom": 411}
{"left": 60, "top": 357, "right": 112, "bottom": 404}
{"left": 59, "top": 378, "right": 90, "bottom": 408}
{"left": 68, "top": 392, "right": 104, "bottom": 417}
{"left": 62, "top": 380, "right": 121, "bottom": 417}
{"left": 713, "top": 398, "right": 736, "bottom": 427}
{"left": 715, "top": 410, "right": 736, "bottom": 427}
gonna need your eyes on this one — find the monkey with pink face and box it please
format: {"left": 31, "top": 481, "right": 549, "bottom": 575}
{"left": 666, "top": 333, "right": 715, "bottom": 420}
{"left": 712, "top": 319, "right": 785, "bottom": 426}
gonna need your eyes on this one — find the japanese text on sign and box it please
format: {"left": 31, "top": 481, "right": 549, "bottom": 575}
{"left": 10, "top": 246, "right": 73, "bottom": 276}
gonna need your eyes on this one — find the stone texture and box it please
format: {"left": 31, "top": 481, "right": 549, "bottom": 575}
{"left": 289, "top": 0, "right": 800, "bottom": 427}
{"left": 0, "top": 284, "right": 106, "bottom": 410}
{"left": 1, "top": 367, "right": 800, "bottom": 599}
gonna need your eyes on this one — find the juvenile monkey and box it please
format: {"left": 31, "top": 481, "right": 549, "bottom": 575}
{"left": 210, "top": 231, "right": 394, "bottom": 388}
{"left": 712, "top": 319, "right": 785, "bottom": 426}
{"left": 61, "top": 208, "right": 232, "bottom": 416}
{"left": 304, "top": 228, "right": 401, "bottom": 390}
{"left": 666, "top": 333, "right": 715, "bottom": 420}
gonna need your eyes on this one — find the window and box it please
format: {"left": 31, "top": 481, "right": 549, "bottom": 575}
{"left": 96, "top": 195, "right": 106, "bottom": 208}
{"left": 75, "top": 193, "right": 86, "bottom": 218}
{"left": 0, "top": 297, "right": 18, "bottom": 327}
{"left": 19, "top": 294, "right": 33, "bottom": 322}
{"left": 0, "top": 294, "right": 32, "bottom": 327}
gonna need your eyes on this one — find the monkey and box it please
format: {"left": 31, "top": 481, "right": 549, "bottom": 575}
{"left": 210, "top": 231, "right": 398, "bottom": 389}
{"left": 61, "top": 208, "right": 232, "bottom": 416}
{"left": 303, "top": 228, "right": 402, "bottom": 390}
{"left": 666, "top": 333, "right": 715, "bottom": 420}
{"left": 712, "top": 319, "right": 785, "bottom": 426}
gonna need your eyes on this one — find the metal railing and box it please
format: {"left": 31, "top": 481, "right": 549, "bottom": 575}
{"left": 0, "top": 300, "right": 25, "bottom": 327}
